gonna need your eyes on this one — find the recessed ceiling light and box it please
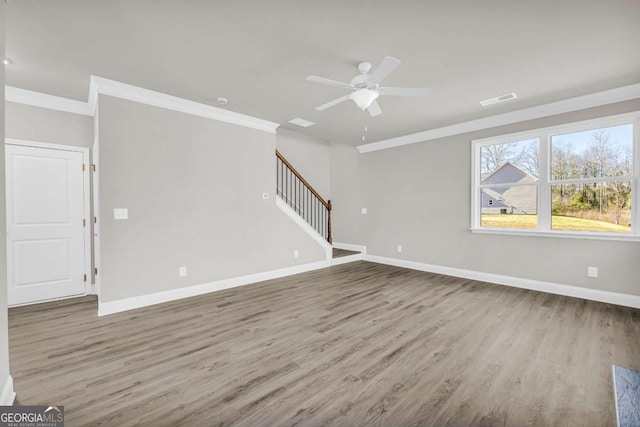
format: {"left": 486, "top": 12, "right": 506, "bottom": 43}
{"left": 288, "top": 118, "right": 315, "bottom": 128}
{"left": 3, "top": 58, "right": 12, "bottom": 66}
{"left": 480, "top": 92, "right": 517, "bottom": 107}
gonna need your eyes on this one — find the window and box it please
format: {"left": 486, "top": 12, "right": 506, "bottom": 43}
{"left": 471, "top": 112, "right": 639, "bottom": 239}
{"left": 479, "top": 138, "right": 539, "bottom": 229}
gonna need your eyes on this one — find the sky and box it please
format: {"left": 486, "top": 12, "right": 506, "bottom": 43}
{"left": 551, "top": 123, "right": 633, "bottom": 159}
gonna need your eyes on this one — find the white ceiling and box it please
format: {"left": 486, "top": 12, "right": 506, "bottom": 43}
{"left": 5, "top": 0, "right": 640, "bottom": 144}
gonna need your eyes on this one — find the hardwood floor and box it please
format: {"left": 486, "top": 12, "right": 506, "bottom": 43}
{"left": 9, "top": 261, "right": 640, "bottom": 426}
{"left": 332, "top": 248, "right": 360, "bottom": 258}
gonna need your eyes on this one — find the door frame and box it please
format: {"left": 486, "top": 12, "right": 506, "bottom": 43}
{"left": 5, "top": 138, "right": 93, "bottom": 299}
{"left": 91, "top": 137, "right": 101, "bottom": 300}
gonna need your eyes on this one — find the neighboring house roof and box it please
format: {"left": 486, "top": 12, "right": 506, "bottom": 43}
{"left": 481, "top": 162, "right": 537, "bottom": 185}
{"left": 481, "top": 162, "right": 538, "bottom": 214}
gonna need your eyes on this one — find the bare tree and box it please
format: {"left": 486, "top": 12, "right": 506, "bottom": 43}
{"left": 551, "top": 141, "right": 580, "bottom": 202}
{"left": 584, "top": 130, "right": 617, "bottom": 178}
{"left": 608, "top": 144, "right": 633, "bottom": 225}
{"left": 481, "top": 141, "right": 537, "bottom": 177}
{"left": 583, "top": 130, "right": 618, "bottom": 214}
{"left": 481, "top": 143, "right": 513, "bottom": 176}
{"left": 516, "top": 141, "right": 539, "bottom": 177}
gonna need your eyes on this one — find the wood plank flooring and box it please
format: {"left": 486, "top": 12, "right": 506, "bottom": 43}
{"left": 8, "top": 261, "right": 640, "bottom": 426}
{"left": 332, "top": 248, "right": 360, "bottom": 258}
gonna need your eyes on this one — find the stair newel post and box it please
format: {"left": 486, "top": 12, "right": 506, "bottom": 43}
{"left": 327, "top": 200, "right": 332, "bottom": 244}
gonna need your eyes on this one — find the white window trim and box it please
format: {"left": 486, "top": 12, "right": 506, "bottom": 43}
{"left": 471, "top": 111, "right": 640, "bottom": 241}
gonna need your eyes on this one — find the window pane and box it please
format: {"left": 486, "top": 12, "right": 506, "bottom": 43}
{"left": 480, "top": 139, "right": 539, "bottom": 182}
{"left": 551, "top": 123, "right": 633, "bottom": 180}
{"left": 481, "top": 185, "right": 537, "bottom": 229}
{"left": 551, "top": 181, "right": 631, "bottom": 232}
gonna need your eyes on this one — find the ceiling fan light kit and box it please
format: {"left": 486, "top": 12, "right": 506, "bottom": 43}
{"left": 350, "top": 89, "right": 379, "bottom": 110}
{"left": 307, "top": 56, "right": 430, "bottom": 117}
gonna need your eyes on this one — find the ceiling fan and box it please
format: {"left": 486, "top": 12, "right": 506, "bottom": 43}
{"left": 306, "top": 56, "right": 430, "bottom": 117}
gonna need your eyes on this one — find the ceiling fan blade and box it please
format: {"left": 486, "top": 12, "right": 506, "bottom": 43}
{"left": 368, "top": 56, "right": 401, "bottom": 85}
{"left": 380, "top": 87, "right": 431, "bottom": 97}
{"left": 367, "top": 100, "right": 382, "bottom": 117}
{"left": 306, "top": 75, "right": 353, "bottom": 90}
{"left": 316, "top": 94, "right": 351, "bottom": 111}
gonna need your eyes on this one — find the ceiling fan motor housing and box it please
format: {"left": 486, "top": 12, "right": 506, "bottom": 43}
{"left": 351, "top": 74, "right": 376, "bottom": 90}
{"left": 358, "top": 61, "right": 372, "bottom": 74}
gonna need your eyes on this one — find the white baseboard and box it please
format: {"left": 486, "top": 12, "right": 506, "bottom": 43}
{"left": 364, "top": 254, "right": 640, "bottom": 309}
{"left": 275, "top": 196, "right": 332, "bottom": 260}
{"left": 8, "top": 292, "right": 88, "bottom": 309}
{"left": 331, "top": 253, "right": 363, "bottom": 266}
{"left": 332, "top": 242, "right": 367, "bottom": 254}
{"left": 0, "top": 375, "right": 15, "bottom": 406}
{"left": 98, "top": 259, "right": 331, "bottom": 316}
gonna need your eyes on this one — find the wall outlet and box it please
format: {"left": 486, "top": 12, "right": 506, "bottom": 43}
{"left": 361, "top": 208, "right": 368, "bottom": 214}
{"left": 587, "top": 266, "right": 598, "bottom": 278}
{"left": 293, "top": 250, "right": 299, "bottom": 258}
{"left": 113, "top": 208, "right": 128, "bottom": 220}
{"left": 397, "top": 245, "right": 403, "bottom": 253}
{"left": 178, "top": 266, "right": 188, "bottom": 277}
{"left": 262, "top": 192, "right": 269, "bottom": 200}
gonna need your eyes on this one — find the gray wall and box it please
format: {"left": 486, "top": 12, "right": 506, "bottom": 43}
{"left": 276, "top": 129, "right": 331, "bottom": 199}
{"left": 0, "top": 0, "right": 12, "bottom": 402}
{"left": 330, "top": 141, "right": 364, "bottom": 244}
{"left": 333, "top": 99, "right": 640, "bottom": 296}
{"left": 4, "top": 102, "right": 93, "bottom": 147}
{"left": 98, "top": 95, "right": 325, "bottom": 302}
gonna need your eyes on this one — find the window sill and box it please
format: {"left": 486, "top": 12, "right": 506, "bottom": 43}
{"left": 469, "top": 227, "right": 640, "bottom": 242}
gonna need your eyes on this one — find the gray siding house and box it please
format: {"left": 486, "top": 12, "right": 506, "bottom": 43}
{"left": 481, "top": 163, "right": 537, "bottom": 214}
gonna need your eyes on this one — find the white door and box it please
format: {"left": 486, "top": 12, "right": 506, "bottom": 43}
{"left": 6, "top": 144, "right": 87, "bottom": 305}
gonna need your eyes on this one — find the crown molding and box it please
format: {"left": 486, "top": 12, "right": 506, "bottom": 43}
{"left": 89, "top": 76, "right": 280, "bottom": 133}
{"left": 357, "top": 83, "right": 640, "bottom": 154}
{"left": 5, "top": 77, "right": 280, "bottom": 134}
{"left": 5, "top": 86, "right": 93, "bottom": 116}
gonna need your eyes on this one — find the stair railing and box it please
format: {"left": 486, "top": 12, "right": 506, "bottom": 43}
{"left": 276, "top": 150, "right": 332, "bottom": 243}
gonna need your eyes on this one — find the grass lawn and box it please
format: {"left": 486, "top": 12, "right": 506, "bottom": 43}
{"left": 481, "top": 214, "right": 631, "bottom": 232}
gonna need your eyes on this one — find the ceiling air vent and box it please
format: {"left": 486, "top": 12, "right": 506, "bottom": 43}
{"left": 480, "top": 92, "right": 517, "bottom": 107}
{"left": 288, "top": 118, "right": 315, "bottom": 128}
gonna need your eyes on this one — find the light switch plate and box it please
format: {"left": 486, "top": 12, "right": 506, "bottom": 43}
{"left": 262, "top": 192, "right": 269, "bottom": 200}
{"left": 114, "top": 208, "right": 128, "bottom": 220}
{"left": 587, "top": 266, "right": 598, "bottom": 278}
{"left": 361, "top": 208, "right": 368, "bottom": 214}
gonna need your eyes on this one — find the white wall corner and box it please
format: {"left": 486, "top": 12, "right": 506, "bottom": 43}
{"left": 275, "top": 196, "right": 332, "bottom": 260}
{"left": 98, "top": 259, "right": 331, "bottom": 316}
{"left": 0, "top": 375, "right": 16, "bottom": 406}
{"left": 89, "top": 76, "right": 280, "bottom": 134}
{"left": 364, "top": 254, "right": 640, "bottom": 309}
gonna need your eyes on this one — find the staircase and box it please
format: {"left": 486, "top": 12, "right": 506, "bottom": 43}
{"left": 276, "top": 150, "right": 332, "bottom": 243}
